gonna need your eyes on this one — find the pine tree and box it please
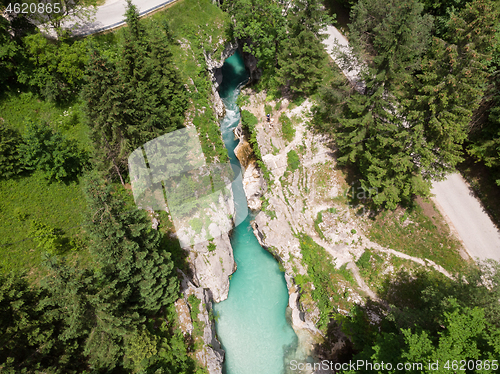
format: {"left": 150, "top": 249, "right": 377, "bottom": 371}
{"left": 0, "top": 16, "right": 19, "bottom": 90}
{"left": 277, "top": 27, "right": 327, "bottom": 95}
{"left": 83, "top": 173, "right": 179, "bottom": 316}
{"left": 406, "top": 0, "right": 498, "bottom": 179}
{"left": 119, "top": 4, "right": 187, "bottom": 149}
{"left": 82, "top": 49, "right": 128, "bottom": 185}
{"left": 83, "top": 3, "right": 187, "bottom": 184}
{"left": 330, "top": 0, "right": 433, "bottom": 208}
{"left": 0, "top": 272, "right": 51, "bottom": 367}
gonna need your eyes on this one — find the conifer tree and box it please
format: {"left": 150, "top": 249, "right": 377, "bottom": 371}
{"left": 406, "top": 0, "right": 498, "bottom": 179}
{"left": 119, "top": 2, "right": 187, "bottom": 149}
{"left": 83, "top": 2, "right": 187, "bottom": 183}
{"left": 83, "top": 49, "right": 128, "bottom": 185}
{"left": 83, "top": 173, "right": 179, "bottom": 316}
{"left": 277, "top": 27, "right": 326, "bottom": 95}
{"left": 330, "top": 0, "right": 433, "bottom": 208}
{"left": 0, "top": 273, "right": 51, "bottom": 367}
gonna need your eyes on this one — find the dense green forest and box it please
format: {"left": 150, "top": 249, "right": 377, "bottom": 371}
{"left": 314, "top": 0, "right": 500, "bottom": 210}
{"left": 0, "top": 0, "right": 220, "bottom": 371}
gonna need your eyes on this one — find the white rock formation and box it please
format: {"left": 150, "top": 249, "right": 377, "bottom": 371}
{"left": 178, "top": 270, "right": 225, "bottom": 374}
{"left": 204, "top": 40, "right": 239, "bottom": 119}
{"left": 189, "top": 233, "right": 236, "bottom": 303}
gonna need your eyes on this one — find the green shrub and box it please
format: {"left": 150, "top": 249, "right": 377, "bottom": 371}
{"left": 18, "top": 121, "right": 85, "bottom": 182}
{"left": 241, "top": 109, "right": 258, "bottom": 130}
{"left": 356, "top": 251, "right": 371, "bottom": 270}
{"left": 240, "top": 110, "right": 272, "bottom": 185}
{"left": 29, "top": 219, "right": 61, "bottom": 254}
{"left": 287, "top": 150, "right": 300, "bottom": 172}
{"left": 292, "top": 96, "right": 305, "bottom": 107}
{"left": 264, "top": 104, "right": 272, "bottom": 116}
{"left": 0, "top": 125, "right": 23, "bottom": 179}
{"left": 280, "top": 113, "right": 295, "bottom": 142}
{"left": 314, "top": 211, "right": 326, "bottom": 240}
{"left": 207, "top": 241, "right": 216, "bottom": 252}
{"left": 236, "top": 94, "right": 250, "bottom": 107}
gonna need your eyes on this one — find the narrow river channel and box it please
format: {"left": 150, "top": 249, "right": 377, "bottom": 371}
{"left": 213, "top": 51, "right": 299, "bottom": 374}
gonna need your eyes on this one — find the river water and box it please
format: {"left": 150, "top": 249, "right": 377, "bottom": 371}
{"left": 214, "top": 51, "right": 299, "bottom": 374}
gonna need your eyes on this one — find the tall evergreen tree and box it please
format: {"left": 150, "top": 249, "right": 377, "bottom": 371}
{"left": 119, "top": 1, "right": 187, "bottom": 149}
{"left": 406, "top": 0, "right": 498, "bottom": 180}
{"left": 0, "top": 16, "right": 19, "bottom": 90}
{"left": 327, "top": 0, "right": 433, "bottom": 208}
{"left": 83, "top": 49, "right": 128, "bottom": 185}
{"left": 276, "top": 0, "right": 331, "bottom": 95}
{"left": 83, "top": 2, "right": 187, "bottom": 183}
{"left": 83, "top": 173, "right": 179, "bottom": 316}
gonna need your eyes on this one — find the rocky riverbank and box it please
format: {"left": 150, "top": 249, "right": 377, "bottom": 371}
{"left": 171, "top": 39, "right": 241, "bottom": 374}
{"left": 233, "top": 89, "right": 370, "bottom": 370}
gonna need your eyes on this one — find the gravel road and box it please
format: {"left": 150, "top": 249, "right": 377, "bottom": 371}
{"left": 60, "top": 0, "right": 178, "bottom": 36}
{"left": 431, "top": 173, "right": 500, "bottom": 261}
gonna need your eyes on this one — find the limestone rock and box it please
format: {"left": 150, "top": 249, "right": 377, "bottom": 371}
{"left": 189, "top": 233, "right": 236, "bottom": 303}
{"left": 178, "top": 271, "right": 225, "bottom": 374}
{"left": 174, "top": 298, "right": 193, "bottom": 336}
{"left": 204, "top": 40, "right": 239, "bottom": 120}
{"left": 195, "top": 288, "right": 225, "bottom": 374}
{"left": 234, "top": 128, "right": 266, "bottom": 212}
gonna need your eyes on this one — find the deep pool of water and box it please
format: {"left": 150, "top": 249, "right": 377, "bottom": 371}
{"left": 214, "top": 51, "right": 298, "bottom": 374}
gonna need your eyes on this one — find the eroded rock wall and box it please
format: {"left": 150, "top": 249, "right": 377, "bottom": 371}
{"left": 204, "top": 40, "right": 239, "bottom": 119}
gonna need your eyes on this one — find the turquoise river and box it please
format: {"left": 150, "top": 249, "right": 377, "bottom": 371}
{"left": 214, "top": 51, "right": 299, "bottom": 374}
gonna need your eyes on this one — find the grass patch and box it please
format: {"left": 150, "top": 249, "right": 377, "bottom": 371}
{"left": 187, "top": 294, "right": 205, "bottom": 351}
{"left": 264, "top": 104, "right": 273, "bottom": 116}
{"left": 314, "top": 211, "right": 327, "bottom": 241}
{"left": 280, "top": 113, "right": 295, "bottom": 142}
{"left": 0, "top": 171, "right": 89, "bottom": 279}
{"left": 287, "top": 150, "right": 300, "bottom": 172}
{"left": 0, "top": 92, "right": 91, "bottom": 152}
{"left": 296, "top": 233, "right": 355, "bottom": 331}
{"left": 356, "top": 248, "right": 386, "bottom": 292}
{"left": 236, "top": 94, "right": 250, "bottom": 108}
{"left": 368, "top": 203, "right": 467, "bottom": 273}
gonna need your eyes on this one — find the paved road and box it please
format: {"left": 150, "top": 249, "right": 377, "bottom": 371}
{"left": 322, "top": 25, "right": 500, "bottom": 262}
{"left": 431, "top": 174, "right": 500, "bottom": 262}
{"left": 60, "top": 0, "right": 178, "bottom": 36}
